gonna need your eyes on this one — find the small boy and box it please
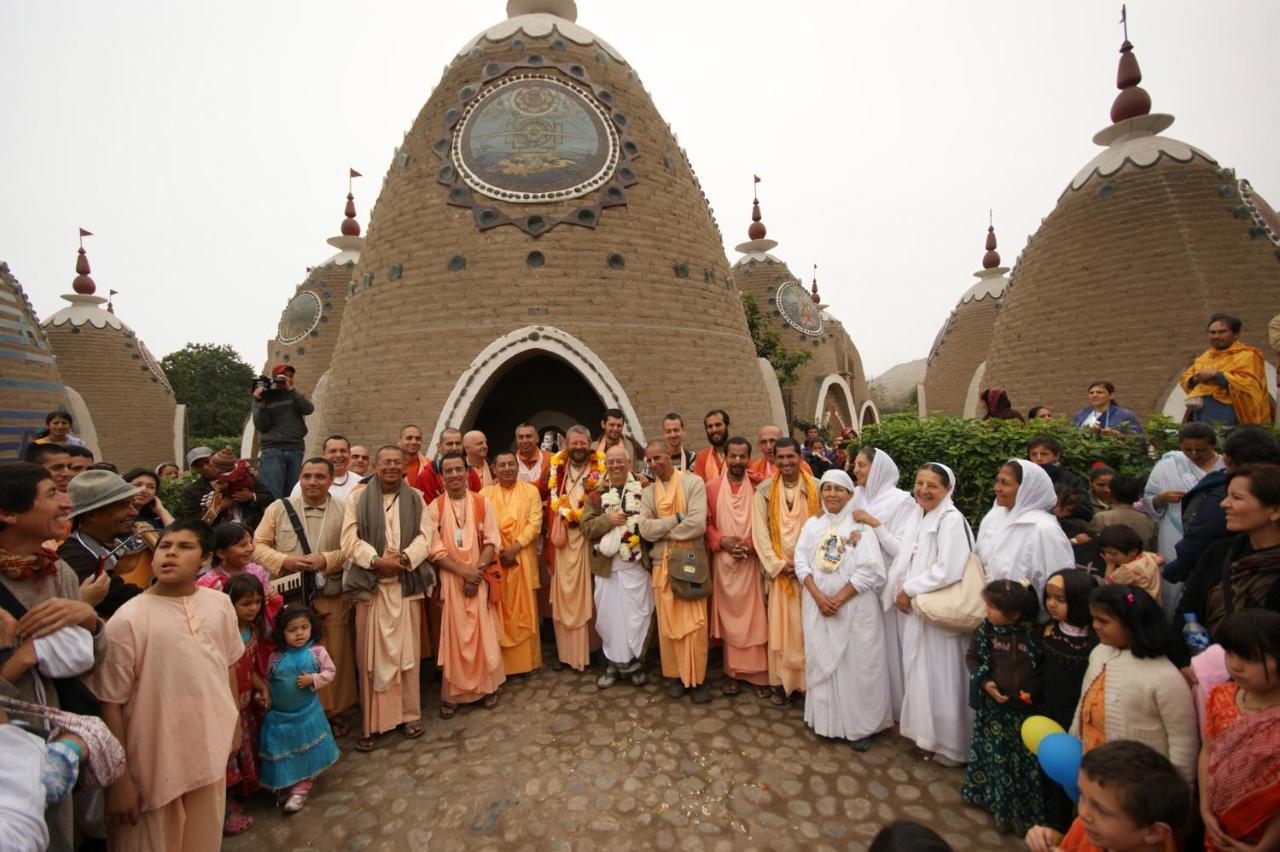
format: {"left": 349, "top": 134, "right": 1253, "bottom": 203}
{"left": 1024, "top": 740, "right": 1189, "bottom": 851}
{"left": 1088, "top": 475, "right": 1158, "bottom": 551}
{"left": 89, "top": 519, "right": 243, "bottom": 852}
{"left": 1097, "top": 525, "right": 1163, "bottom": 600}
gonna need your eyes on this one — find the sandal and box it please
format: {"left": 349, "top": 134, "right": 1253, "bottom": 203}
{"left": 754, "top": 686, "right": 773, "bottom": 700}
{"left": 354, "top": 735, "right": 381, "bottom": 752}
{"left": 721, "top": 679, "right": 741, "bottom": 696}
{"left": 770, "top": 689, "right": 790, "bottom": 707}
{"left": 482, "top": 692, "right": 499, "bottom": 709}
{"left": 329, "top": 717, "right": 351, "bottom": 738}
{"left": 401, "top": 720, "right": 426, "bottom": 739}
{"left": 439, "top": 702, "right": 458, "bottom": 720}
{"left": 223, "top": 811, "right": 254, "bottom": 836}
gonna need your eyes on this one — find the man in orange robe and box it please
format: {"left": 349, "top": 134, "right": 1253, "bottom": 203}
{"left": 707, "top": 436, "right": 769, "bottom": 694}
{"left": 639, "top": 440, "right": 711, "bottom": 703}
{"left": 547, "top": 425, "right": 598, "bottom": 671}
{"left": 748, "top": 424, "right": 812, "bottom": 485}
{"left": 1180, "top": 313, "right": 1273, "bottom": 425}
{"left": 751, "top": 438, "right": 819, "bottom": 704}
{"left": 426, "top": 453, "right": 505, "bottom": 716}
{"left": 398, "top": 424, "right": 431, "bottom": 487}
{"left": 514, "top": 422, "right": 554, "bottom": 619}
{"left": 463, "top": 430, "right": 495, "bottom": 487}
{"left": 416, "top": 428, "right": 480, "bottom": 501}
{"left": 480, "top": 451, "right": 543, "bottom": 674}
{"left": 692, "top": 408, "right": 731, "bottom": 481}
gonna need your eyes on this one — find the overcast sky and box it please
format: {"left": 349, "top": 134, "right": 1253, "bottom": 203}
{"left": 4, "top": 0, "right": 1277, "bottom": 379}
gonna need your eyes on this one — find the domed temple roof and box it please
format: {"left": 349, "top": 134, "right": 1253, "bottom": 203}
{"left": 0, "top": 260, "right": 75, "bottom": 458}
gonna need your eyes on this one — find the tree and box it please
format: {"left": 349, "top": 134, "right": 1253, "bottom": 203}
{"left": 159, "top": 343, "right": 255, "bottom": 437}
{"left": 740, "top": 293, "right": 812, "bottom": 388}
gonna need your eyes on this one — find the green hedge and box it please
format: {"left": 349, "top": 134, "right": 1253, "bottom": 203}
{"left": 159, "top": 471, "right": 199, "bottom": 516}
{"left": 189, "top": 435, "right": 241, "bottom": 454}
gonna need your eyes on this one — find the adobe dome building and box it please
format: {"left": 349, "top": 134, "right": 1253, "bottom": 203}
{"left": 981, "top": 35, "right": 1280, "bottom": 419}
{"left": 317, "top": 0, "right": 778, "bottom": 450}
{"left": 730, "top": 193, "right": 874, "bottom": 435}
{"left": 42, "top": 237, "right": 183, "bottom": 469}
{"left": 0, "top": 260, "right": 88, "bottom": 459}
{"left": 921, "top": 224, "right": 1010, "bottom": 417}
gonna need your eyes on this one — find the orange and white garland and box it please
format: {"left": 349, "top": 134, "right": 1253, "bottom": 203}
{"left": 547, "top": 449, "right": 606, "bottom": 525}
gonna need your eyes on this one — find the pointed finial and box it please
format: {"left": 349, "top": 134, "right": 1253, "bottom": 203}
{"left": 1110, "top": 8, "right": 1152, "bottom": 123}
{"left": 341, "top": 169, "right": 362, "bottom": 237}
{"left": 107, "top": 289, "right": 118, "bottom": 313}
{"left": 810, "top": 264, "right": 820, "bottom": 304}
{"left": 73, "top": 228, "right": 96, "bottom": 295}
{"left": 748, "top": 175, "right": 766, "bottom": 240}
{"left": 982, "top": 217, "right": 1001, "bottom": 269}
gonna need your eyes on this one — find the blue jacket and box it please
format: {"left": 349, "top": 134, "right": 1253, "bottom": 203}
{"left": 1071, "top": 403, "right": 1143, "bottom": 433}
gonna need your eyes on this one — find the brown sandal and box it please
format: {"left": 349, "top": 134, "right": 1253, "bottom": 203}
{"left": 482, "top": 692, "right": 499, "bottom": 709}
{"left": 439, "top": 702, "right": 458, "bottom": 720}
{"left": 770, "top": 689, "right": 790, "bottom": 706}
{"left": 721, "top": 679, "right": 741, "bottom": 696}
{"left": 754, "top": 686, "right": 773, "bottom": 700}
{"left": 354, "top": 735, "right": 380, "bottom": 752}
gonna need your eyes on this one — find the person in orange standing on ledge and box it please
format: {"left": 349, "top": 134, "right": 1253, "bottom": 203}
{"left": 639, "top": 440, "right": 711, "bottom": 703}
{"left": 1180, "top": 313, "right": 1273, "bottom": 425}
{"left": 480, "top": 451, "right": 543, "bottom": 675}
{"left": 706, "top": 436, "right": 770, "bottom": 696}
{"left": 546, "top": 426, "right": 602, "bottom": 672}
{"left": 693, "top": 409, "right": 731, "bottom": 481}
{"left": 751, "top": 438, "right": 819, "bottom": 705}
{"left": 427, "top": 453, "right": 505, "bottom": 718}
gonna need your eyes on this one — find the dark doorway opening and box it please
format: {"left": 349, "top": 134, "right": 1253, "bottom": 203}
{"left": 468, "top": 354, "right": 605, "bottom": 454}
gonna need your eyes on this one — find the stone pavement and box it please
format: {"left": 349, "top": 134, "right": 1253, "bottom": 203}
{"left": 225, "top": 647, "right": 1025, "bottom": 851}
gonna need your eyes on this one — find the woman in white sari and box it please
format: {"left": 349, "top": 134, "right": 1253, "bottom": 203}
{"left": 851, "top": 447, "right": 917, "bottom": 719}
{"left": 796, "top": 469, "right": 893, "bottom": 751}
{"left": 975, "top": 458, "right": 1074, "bottom": 600}
{"left": 885, "top": 462, "right": 974, "bottom": 766}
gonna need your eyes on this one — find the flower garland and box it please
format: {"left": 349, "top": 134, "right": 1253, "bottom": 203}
{"left": 547, "top": 449, "right": 606, "bottom": 526}
{"left": 599, "top": 476, "right": 644, "bottom": 561}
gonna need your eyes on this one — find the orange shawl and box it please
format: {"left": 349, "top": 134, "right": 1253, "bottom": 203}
{"left": 1181, "top": 341, "right": 1273, "bottom": 424}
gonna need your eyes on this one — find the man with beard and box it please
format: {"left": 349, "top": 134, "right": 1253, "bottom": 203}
{"left": 707, "top": 436, "right": 769, "bottom": 695}
{"left": 594, "top": 409, "right": 630, "bottom": 461}
{"left": 290, "top": 435, "right": 359, "bottom": 501}
{"left": 57, "top": 470, "right": 142, "bottom": 618}
{"left": 751, "top": 438, "right": 819, "bottom": 704}
{"left": 546, "top": 425, "right": 599, "bottom": 671}
{"left": 582, "top": 445, "right": 652, "bottom": 688}
{"left": 639, "top": 441, "right": 711, "bottom": 703}
{"left": 416, "top": 427, "right": 481, "bottom": 502}
{"left": 341, "top": 446, "right": 435, "bottom": 751}
{"left": 427, "top": 453, "right": 505, "bottom": 716}
{"left": 693, "top": 409, "right": 731, "bottom": 481}
{"left": 479, "top": 451, "right": 543, "bottom": 674}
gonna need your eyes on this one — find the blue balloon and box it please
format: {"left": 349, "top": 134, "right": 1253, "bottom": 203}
{"left": 1037, "top": 732, "right": 1084, "bottom": 793}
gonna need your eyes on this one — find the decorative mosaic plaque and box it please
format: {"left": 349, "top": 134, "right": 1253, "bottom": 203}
{"left": 277, "top": 291, "right": 322, "bottom": 344}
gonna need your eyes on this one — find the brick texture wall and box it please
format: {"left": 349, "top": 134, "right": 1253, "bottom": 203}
{"left": 984, "top": 155, "right": 1280, "bottom": 418}
{"left": 321, "top": 30, "right": 775, "bottom": 450}
{"left": 923, "top": 296, "right": 1001, "bottom": 416}
{"left": 263, "top": 254, "right": 359, "bottom": 398}
{"left": 0, "top": 263, "right": 70, "bottom": 458}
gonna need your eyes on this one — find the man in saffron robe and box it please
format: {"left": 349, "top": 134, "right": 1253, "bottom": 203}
{"left": 515, "top": 423, "right": 552, "bottom": 500}
{"left": 1180, "top": 313, "right": 1273, "bottom": 425}
{"left": 751, "top": 437, "right": 818, "bottom": 703}
{"left": 398, "top": 425, "right": 431, "bottom": 487}
{"left": 416, "top": 428, "right": 480, "bottom": 502}
{"left": 594, "top": 408, "right": 631, "bottom": 462}
{"left": 340, "top": 445, "right": 435, "bottom": 751}
{"left": 480, "top": 452, "right": 543, "bottom": 674}
{"left": 639, "top": 440, "right": 711, "bottom": 703}
{"left": 707, "top": 436, "right": 769, "bottom": 695}
{"left": 426, "top": 453, "right": 505, "bottom": 716}
{"left": 692, "top": 409, "right": 731, "bottom": 482}
{"left": 547, "top": 425, "right": 598, "bottom": 671}
{"left": 748, "top": 424, "right": 812, "bottom": 485}
{"left": 463, "top": 430, "right": 495, "bottom": 488}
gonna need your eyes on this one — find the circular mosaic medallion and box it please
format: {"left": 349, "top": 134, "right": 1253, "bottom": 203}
{"left": 277, "top": 291, "right": 322, "bottom": 344}
{"left": 136, "top": 339, "right": 172, "bottom": 392}
{"left": 776, "top": 280, "right": 824, "bottom": 336}
{"left": 452, "top": 74, "right": 619, "bottom": 203}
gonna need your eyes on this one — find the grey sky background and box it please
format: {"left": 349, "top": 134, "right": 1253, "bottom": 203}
{"left": 4, "top": 0, "right": 1277, "bottom": 379}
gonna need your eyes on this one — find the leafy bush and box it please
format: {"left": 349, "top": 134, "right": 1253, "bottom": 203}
{"left": 159, "top": 471, "right": 199, "bottom": 515}
{"left": 189, "top": 435, "right": 241, "bottom": 454}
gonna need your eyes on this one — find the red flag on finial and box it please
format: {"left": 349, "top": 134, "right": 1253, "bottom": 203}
{"left": 753, "top": 175, "right": 761, "bottom": 184}
{"left": 109, "top": 289, "right": 118, "bottom": 296}
{"left": 79, "top": 228, "right": 93, "bottom": 237}
{"left": 350, "top": 168, "right": 362, "bottom": 178}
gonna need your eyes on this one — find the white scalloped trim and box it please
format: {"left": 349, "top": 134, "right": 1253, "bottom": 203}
{"left": 458, "top": 14, "right": 627, "bottom": 64}
{"left": 42, "top": 294, "right": 129, "bottom": 331}
{"left": 959, "top": 269, "right": 1009, "bottom": 304}
{"left": 1069, "top": 133, "right": 1215, "bottom": 191}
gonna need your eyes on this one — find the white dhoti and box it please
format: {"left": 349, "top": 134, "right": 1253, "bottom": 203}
{"left": 803, "top": 573, "right": 893, "bottom": 741}
{"left": 593, "top": 557, "right": 654, "bottom": 664}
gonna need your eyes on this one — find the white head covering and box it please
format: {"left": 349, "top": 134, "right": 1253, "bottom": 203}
{"left": 882, "top": 461, "right": 963, "bottom": 609}
{"left": 977, "top": 458, "right": 1073, "bottom": 595}
{"left": 819, "top": 468, "right": 855, "bottom": 494}
{"left": 817, "top": 469, "right": 857, "bottom": 524}
{"left": 1006, "top": 459, "right": 1057, "bottom": 523}
{"left": 853, "top": 448, "right": 907, "bottom": 513}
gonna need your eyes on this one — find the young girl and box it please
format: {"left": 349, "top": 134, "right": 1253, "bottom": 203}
{"left": 1199, "top": 609, "right": 1280, "bottom": 851}
{"left": 222, "top": 573, "right": 270, "bottom": 836}
{"left": 1072, "top": 584, "right": 1198, "bottom": 783}
{"left": 197, "top": 522, "right": 282, "bottom": 628}
{"left": 961, "top": 579, "right": 1045, "bottom": 834}
{"left": 258, "top": 605, "right": 340, "bottom": 813}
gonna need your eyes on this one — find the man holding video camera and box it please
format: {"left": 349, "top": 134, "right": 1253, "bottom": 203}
{"left": 252, "top": 364, "right": 315, "bottom": 498}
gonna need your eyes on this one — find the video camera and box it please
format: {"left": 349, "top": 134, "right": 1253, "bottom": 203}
{"left": 252, "top": 374, "right": 288, "bottom": 393}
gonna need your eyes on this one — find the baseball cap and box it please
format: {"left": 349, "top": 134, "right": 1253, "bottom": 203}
{"left": 186, "top": 446, "right": 214, "bottom": 467}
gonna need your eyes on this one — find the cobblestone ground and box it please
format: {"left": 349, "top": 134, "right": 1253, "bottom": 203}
{"left": 225, "top": 644, "right": 1024, "bottom": 851}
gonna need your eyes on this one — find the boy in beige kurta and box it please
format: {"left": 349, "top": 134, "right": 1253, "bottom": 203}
{"left": 90, "top": 521, "right": 243, "bottom": 852}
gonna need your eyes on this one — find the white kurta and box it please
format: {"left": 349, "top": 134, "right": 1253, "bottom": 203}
{"left": 974, "top": 459, "right": 1074, "bottom": 600}
{"left": 795, "top": 512, "right": 893, "bottom": 741}
{"left": 888, "top": 499, "right": 975, "bottom": 764}
{"left": 593, "top": 554, "right": 654, "bottom": 664}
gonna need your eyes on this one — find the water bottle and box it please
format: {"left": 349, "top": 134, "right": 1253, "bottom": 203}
{"left": 1182, "top": 613, "right": 1211, "bottom": 657}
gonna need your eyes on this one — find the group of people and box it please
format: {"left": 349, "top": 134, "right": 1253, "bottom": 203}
{"left": 3, "top": 378, "right": 1280, "bottom": 851}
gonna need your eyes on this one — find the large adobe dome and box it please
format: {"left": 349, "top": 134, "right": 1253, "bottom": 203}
{"left": 922, "top": 225, "right": 1009, "bottom": 417}
{"left": 42, "top": 241, "right": 182, "bottom": 469}
{"left": 0, "top": 261, "right": 83, "bottom": 458}
{"left": 318, "top": 0, "right": 776, "bottom": 449}
{"left": 730, "top": 195, "right": 873, "bottom": 434}
{"left": 982, "top": 39, "right": 1280, "bottom": 419}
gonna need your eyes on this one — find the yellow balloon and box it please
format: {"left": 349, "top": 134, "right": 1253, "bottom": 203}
{"left": 1020, "top": 715, "right": 1066, "bottom": 755}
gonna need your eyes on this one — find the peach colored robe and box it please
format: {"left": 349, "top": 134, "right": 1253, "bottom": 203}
{"left": 707, "top": 475, "right": 769, "bottom": 685}
{"left": 428, "top": 494, "right": 506, "bottom": 704}
{"left": 550, "top": 467, "right": 594, "bottom": 671}
{"left": 751, "top": 478, "right": 814, "bottom": 695}
{"left": 641, "top": 472, "right": 710, "bottom": 688}
{"left": 480, "top": 481, "right": 544, "bottom": 674}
